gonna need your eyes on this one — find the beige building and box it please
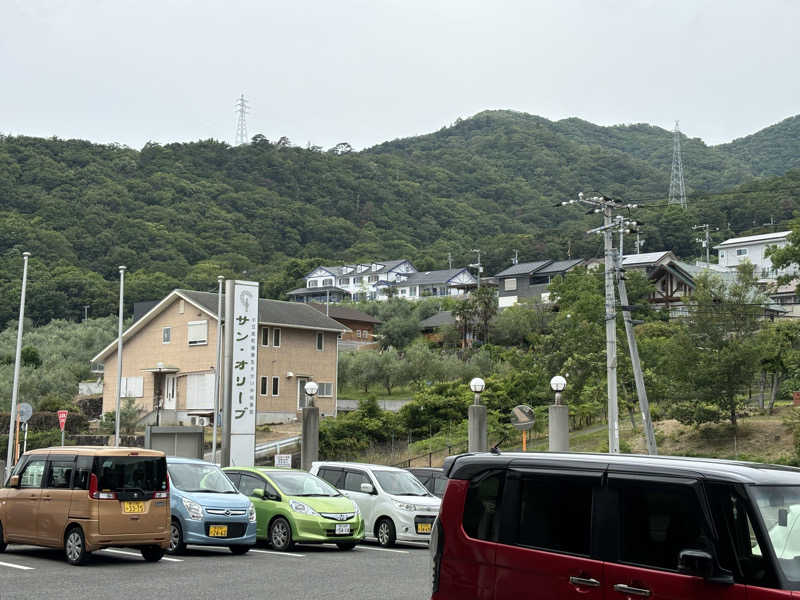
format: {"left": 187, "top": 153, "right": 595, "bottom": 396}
{"left": 91, "top": 289, "right": 347, "bottom": 425}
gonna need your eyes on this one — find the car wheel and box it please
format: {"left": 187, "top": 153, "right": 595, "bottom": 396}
{"left": 141, "top": 546, "right": 165, "bottom": 562}
{"left": 229, "top": 545, "right": 250, "bottom": 555}
{"left": 376, "top": 518, "right": 396, "bottom": 548}
{"left": 269, "top": 517, "right": 294, "bottom": 551}
{"left": 0, "top": 522, "right": 6, "bottom": 553}
{"left": 169, "top": 519, "right": 186, "bottom": 555}
{"left": 336, "top": 542, "right": 357, "bottom": 551}
{"left": 65, "top": 526, "right": 89, "bottom": 566}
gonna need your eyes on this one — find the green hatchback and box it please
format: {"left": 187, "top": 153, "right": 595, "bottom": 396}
{"left": 223, "top": 467, "right": 365, "bottom": 551}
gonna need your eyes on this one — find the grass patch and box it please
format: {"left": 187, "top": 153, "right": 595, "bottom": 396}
{"left": 337, "top": 385, "right": 415, "bottom": 403}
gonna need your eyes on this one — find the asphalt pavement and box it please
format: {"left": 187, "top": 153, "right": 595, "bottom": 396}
{"left": 0, "top": 540, "right": 432, "bottom": 600}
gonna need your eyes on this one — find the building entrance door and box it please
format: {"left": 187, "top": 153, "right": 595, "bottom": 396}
{"left": 164, "top": 374, "right": 177, "bottom": 410}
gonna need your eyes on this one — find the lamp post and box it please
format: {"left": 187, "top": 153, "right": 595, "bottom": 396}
{"left": 548, "top": 375, "right": 569, "bottom": 452}
{"left": 114, "top": 266, "right": 126, "bottom": 447}
{"left": 5, "top": 252, "right": 31, "bottom": 479}
{"left": 301, "top": 381, "right": 319, "bottom": 470}
{"left": 468, "top": 377, "right": 487, "bottom": 452}
{"left": 212, "top": 275, "right": 224, "bottom": 465}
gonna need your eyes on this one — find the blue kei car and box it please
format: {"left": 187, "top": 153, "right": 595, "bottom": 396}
{"left": 166, "top": 457, "right": 257, "bottom": 554}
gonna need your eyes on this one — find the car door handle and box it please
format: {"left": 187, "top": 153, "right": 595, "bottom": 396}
{"left": 569, "top": 576, "right": 601, "bottom": 588}
{"left": 41, "top": 497, "right": 52, "bottom": 501}
{"left": 613, "top": 583, "right": 651, "bottom": 597}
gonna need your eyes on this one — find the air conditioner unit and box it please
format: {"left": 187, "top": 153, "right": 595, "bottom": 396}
{"left": 196, "top": 417, "right": 208, "bottom": 426}
{"left": 190, "top": 416, "right": 197, "bottom": 425}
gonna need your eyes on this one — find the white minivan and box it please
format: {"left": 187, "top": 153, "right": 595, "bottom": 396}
{"left": 310, "top": 461, "right": 440, "bottom": 547}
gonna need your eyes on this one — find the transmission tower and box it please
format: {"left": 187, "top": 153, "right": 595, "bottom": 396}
{"left": 235, "top": 94, "right": 249, "bottom": 146}
{"left": 668, "top": 120, "right": 687, "bottom": 208}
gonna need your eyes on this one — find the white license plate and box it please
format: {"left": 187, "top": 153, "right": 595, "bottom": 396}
{"left": 335, "top": 524, "right": 351, "bottom": 535}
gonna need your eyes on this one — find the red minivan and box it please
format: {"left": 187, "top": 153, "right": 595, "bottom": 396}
{"left": 432, "top": 452, "right": 800, "bottom": 599}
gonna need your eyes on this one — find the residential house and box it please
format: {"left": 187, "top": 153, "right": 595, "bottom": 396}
{"left": 419, "top": 311, "right": 457, "bottom": 344}
{"left": 288, "top": 260, "right": 416, "bottom": 303}
{"left": 714, "top": 231, "right": 796, "bottom": 280}
{"left": 770, "top": 280, "right": 800, "bottom": 317}
{"left": 90, "top": 289, "right": 347, "bottom": 426}
{"left": 622, "top": 251, "right": 696, "bottom": 313}
{"left": 392, "top": 268, "right": 477, "bottom": 299}
{"left": 308, "top": 303, "right": 382, "bottom": 349}
{"left": 496, "top": 259, "right": 585, "bottom": 308}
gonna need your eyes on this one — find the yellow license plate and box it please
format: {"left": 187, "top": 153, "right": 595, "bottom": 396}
{"left": 416, "top": 523, "right": 432, "bottom": 534}
{"left": 209, "top": 526, "right": 228, "bottom": 537}
{"left": 123, "top": 501, "right": 145, "bottom": 513}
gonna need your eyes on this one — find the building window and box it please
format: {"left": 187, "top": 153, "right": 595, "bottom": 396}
{"left": 307, "top": 280, "right": 318, "bottom": 288}
{"left": 356, "top": 329, "right": 362, "bottom": 338}
{"left": 316, "top": 332, "right": 324, "bottom": 351}
{"left": 318, "top": 382, "right": 333, "bottom": 397}
{"left": 272, "top": 328, "right": 281, "bottom": 347}
{"left": 260, "top": 376, "right": 268, "bottom": 396}
{"left": 261, "top": 327, "right": 269, "bottom": 346}
{"left": 369, "top": 275, "right": 378, "bottom": 283}
{"left": 162, "top": 326, "right": 171, "bottom": 344}
{"left": 530, "top": 275, "right": 549, "bottom": 285}
{"left": 400, "top": 288, "right": 407, "bottom": 295}
{"left": 272, "top": 376, "right": 279, "bottom": 396}
{"left": 121, "top": 376, "right": 144, "bottom": 397}
{"left": 737, "top": 248, "right": 749, "bottom": 256}
{"left": 719, "top": 250, "right": 726, "bottom": 259}
{"left": 339, "top": 277, "right": 349, "bottom": 286}
{"left": 504, "top": 278, "right": 517, "bottom": 291}
{"left": 187, "top": 320, "right": 208, "bottom": 346}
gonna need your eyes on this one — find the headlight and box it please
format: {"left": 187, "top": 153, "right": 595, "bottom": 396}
{"left": 351, "top": 500, "right": 361, "bottom": 516}
{"left": 392, "top": 500, "right": 416, "bottom": 512}
{"left": 182, "top": 497, "right": 203, "bottom": 520}
{"left": 289, "top": 500, "right": 320, "bottom": 516}
{"left": 248, "top": 502, "right": 257, "bottom": 523}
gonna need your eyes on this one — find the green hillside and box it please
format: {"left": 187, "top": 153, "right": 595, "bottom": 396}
{"left": 1, "top": 110, "right": 799, "bottom": 327}
{"left": 719, "top": 115, "right": 800, "bottom": 177}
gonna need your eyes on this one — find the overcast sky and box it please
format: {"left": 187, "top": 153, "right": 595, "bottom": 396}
{"left": 2, "top": 0, "right": 798, "bottom": 150}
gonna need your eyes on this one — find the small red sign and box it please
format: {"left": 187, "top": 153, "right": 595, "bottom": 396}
{"left": 57, "top": 410, "right": 68, "bottom": 431}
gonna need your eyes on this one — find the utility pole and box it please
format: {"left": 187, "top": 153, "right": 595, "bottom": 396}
{"left": 614, "top": 249, "right": 658, "bottom": 455}
{"left": 83, "top": 305, "right": 89, "bottom": 322}
{"left": 511, "top": 249, "right": 519, "bottom": 265}
{"left": 212, "top": 276, "right": 224, "bottom": 465}
{"left": 636, "top": 230, "right": 642, "bottom": 254}
{"left": 447, "top": 252, "right": 452, "bottom": 270}
{"left": 470, "top": 249, "right": 482, "bottom": 288}
{"left": 693, "top": 224, "right": 717, "bottom": 265}
{"left": 114, "top": 266, "right": 126, "bottom": 447}
{"left": 560, "top": 193, "right": 631, "bottom": 453}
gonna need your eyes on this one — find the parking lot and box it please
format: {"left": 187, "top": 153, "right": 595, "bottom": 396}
{"left": 0, "top": 541, "right": 431, "bottom": 600}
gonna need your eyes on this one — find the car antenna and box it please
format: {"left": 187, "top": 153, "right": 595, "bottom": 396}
{"left": 490, "top": 435, "right": 507, "bottom": 455}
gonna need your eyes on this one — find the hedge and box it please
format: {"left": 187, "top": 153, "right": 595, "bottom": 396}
{"left": 0, "top": 411, "right": 89, "bottom": 434}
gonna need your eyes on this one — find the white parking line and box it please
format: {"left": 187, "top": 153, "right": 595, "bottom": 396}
{"left": 100, "top": 549, "right": 184, "bottom": 562}
{"left": 355, "top": 546, "right": 409, "bottom": 554}
{"left": 249, "top": 549, "right": 305, "bottom": 558}
{"left": 0, "top": 560, "right": 34, "bottom": 570}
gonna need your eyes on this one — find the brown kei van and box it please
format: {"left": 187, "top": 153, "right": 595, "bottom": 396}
{"left": 0, "top": 447, "right": 170, "bottom": 565}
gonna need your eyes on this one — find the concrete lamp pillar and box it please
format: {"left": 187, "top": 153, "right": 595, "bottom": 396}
{"left": 468, "top": 378, "right": 488, "bottom": 452}
{"left": 301, "top": 381, "right": 319, "bottom": 470}
{"left": 549, "top": 376, "right": 569, "bottom": 452}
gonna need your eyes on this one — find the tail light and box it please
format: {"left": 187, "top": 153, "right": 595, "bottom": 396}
{"left": 430, "top": 517, "right": 444, "bottom": 594}
{"left": 153, "top": 473, "right": 170, "bottom": 499}
{"left": 88, "top": 473, "right": 116, "bottom": 500}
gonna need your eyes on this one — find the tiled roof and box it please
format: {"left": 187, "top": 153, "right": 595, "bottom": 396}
{"left": 537, "top": 259, "right": 585, "bottom": 275}
{"left": 714, "top": 231, "right": 791, "bottom": 248}
{"left": 401, "top": 268, "right": 475, "bottom": 286}
{"left": 308, "top": 303, "right": 382, "bottom": 324}
{"left": 419, "top": 311, "right": 456, "bottom": 329}
{"left": 287, "top": 286, "right": 352, "bottom": 296}
{"left": 622, "top": 251, "right": 675, "bottom": 267}
{"left": 310, "top": 259, "right": 411, "bottom": 278}
{"left": 495, "top": 260, "right": 553, "bottom": 278}
{"left": 179, "top": 290, "right": 347, "bottom": 332}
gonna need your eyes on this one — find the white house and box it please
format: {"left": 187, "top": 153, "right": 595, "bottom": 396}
{"left": 714, "top": 231, "right": 795, "bottom": 280}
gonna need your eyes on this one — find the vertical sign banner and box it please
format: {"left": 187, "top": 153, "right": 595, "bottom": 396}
{"left": 229, "top": 280, "right": 259, "bottom": 466}
{"left": 57, "top": 410, "right": 68, "bottom": 431}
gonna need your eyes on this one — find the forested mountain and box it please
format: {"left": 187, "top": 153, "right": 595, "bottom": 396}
{"left": 1, "top": 110, "right": 799, "bottom": 327}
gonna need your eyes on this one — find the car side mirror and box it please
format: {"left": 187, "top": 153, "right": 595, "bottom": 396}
{"left": 360, "top": 482, "right": 375, "bottom": 494}
{"left": 678, "top": 550, "right": 732, "bottom": 584}
{"left": 7, "top": 475, "right": 19, "bottom": 488}
{"left": 252, "top": 488, "right": 265, "bottom": 499}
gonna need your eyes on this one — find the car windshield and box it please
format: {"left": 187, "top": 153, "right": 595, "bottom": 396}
{"left": 95, "top": 456, "right": 167, "bottom": 492}
{"left": 168, "top": 462, "right": 238, "bottom": 493}
{"left": 266, "top": 471, "right": 341, "bottom": 497}
{"left": 374, "top": 470, "right": 430, "bottom": 496}
{"left": 751, "top": 485, "right": 800, "bottom": 582}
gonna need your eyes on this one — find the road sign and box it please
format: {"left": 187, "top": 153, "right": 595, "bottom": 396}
{"left": 17, "top": 403, "right": 33, "bottom": 423}
{"left": 274, "top": 454, "right": 292, "bottom": 468}
{"left": 57, "top": 410, "right": 68, "bottom": 431}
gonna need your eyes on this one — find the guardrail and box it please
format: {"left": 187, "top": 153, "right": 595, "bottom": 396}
{"left": 254, "top": 435, "right": 301, "bottom": 458}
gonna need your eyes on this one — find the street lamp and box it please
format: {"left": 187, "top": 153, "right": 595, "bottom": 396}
{"left": 304, "top": 381, "right": 319, "bottom": 408}
{"left": 550, "top": 375, "right": 567, "bottom": 404}
{"left": 548, "top": 375, "right": 569, "bottom": 452}
{"left": 469, "top": 377, "right": 485, "bottom": 405}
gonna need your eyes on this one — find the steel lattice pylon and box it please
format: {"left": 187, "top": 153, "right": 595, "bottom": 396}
{"left": 235, "top": 94, "right": 249, "bottom": 146}
{"left": 668, "top": 120, "right": 687, "bottom": 208}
